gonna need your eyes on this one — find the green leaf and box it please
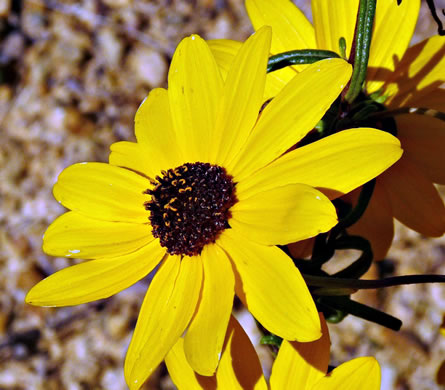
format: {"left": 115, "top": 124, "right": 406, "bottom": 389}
{"left": 267, "top": 49, "right": 340, "bottom": 73}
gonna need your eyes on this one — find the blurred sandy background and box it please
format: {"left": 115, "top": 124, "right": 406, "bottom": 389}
{"left": 1, "top": 0, "right": 445, "bottom": 389}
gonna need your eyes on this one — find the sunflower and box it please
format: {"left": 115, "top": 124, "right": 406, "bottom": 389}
{"left": 165, "top": 314, "right": 381, "bottom": 390}
{"left": 26, "top": 28, "right": 401, "bottom": 389}
{"left": 210, "top": 0, "right": 445, "bottom": 260}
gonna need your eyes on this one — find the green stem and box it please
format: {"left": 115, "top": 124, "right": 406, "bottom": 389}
{"left": 336, "top": 180, "right": 375, "bottom": 232}
{"left": 313, "top": 287, "right": 358, "bottom": 296}
{"left": 304, "top": 274, "right": 445, "bottom": 289}
{"left": 332, "top": 236, "right": 373, "bottom": 278}
{"left": 344, "top": 0, "right": 377, "bottom": 103}
{"left": 267, "top": 49, "right": 340, "bottom": 73}
{"left": 320, "top": 296, "right": 402, "bottom": 330}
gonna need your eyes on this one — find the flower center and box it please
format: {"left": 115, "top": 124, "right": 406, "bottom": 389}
{"left": 145, "top": 162, "right": 237, "bottom": 256}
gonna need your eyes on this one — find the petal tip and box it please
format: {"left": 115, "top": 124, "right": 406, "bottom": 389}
{"left": 24, "top": 287, "right": 42, "bottom": 306}
{"left": 24, "top": 290, "right": 33, "bottom": 305}
{"left": 256, "top": 24, "right": 272, "bottom": 36}
{"left": 187, "top": 34, "right": 204, "bottom": 44}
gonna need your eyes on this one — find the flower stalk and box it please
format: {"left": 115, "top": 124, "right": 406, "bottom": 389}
{"left": 344, "top": 0, "right": 377, "bottom": 103}
{"left": 319, "top": 296, "right": 402, "bottom": 330}
{"left": 303, "top": 274, "right": 445, "bottom": 290}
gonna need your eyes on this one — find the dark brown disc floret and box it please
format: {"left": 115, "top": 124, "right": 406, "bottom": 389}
{"left": 144, "top": 162, "right": 237, "bottom": 257}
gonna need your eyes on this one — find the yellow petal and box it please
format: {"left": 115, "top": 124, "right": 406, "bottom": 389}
{"left": 208, "top": 38, "right": 297, "bottom": 100}
{"left": 270, "top": 313, "right": 330, "bottom": 390}
{"left": 311, "top": 0, "right": 358, "bottom": 57}
{"left": 53, "top": 162, "right": 150, "bottom": 223}
{"left": 312, "top": 357, "right": 381, "bottom": 390}
{"left": 397, "top": 114, "right": 445, "bottom": 184}
{"left": 384, "top": 36, "right": 445, "bottom": 107}
{"left": 43, "top": 211, "right": 153, "bottom": 259}
{"left": 218, "top": 229, "right": 321, "bottom": 341}
{"left": 237, "top": 128, "right": 402, "bottom": 200}
{"left": 184, "top": 243, "right": 234, "bottom": 376}
{"left": 109, "top": 141, "right": 156, "bottom": 179}
{"left": 208, "top": 39, "right": 241, "bottom": 81}
{"left": 264, "top": 66, "right": 299, "bottom": 100}
{"left": 25, "top": 240, "right": 164, "bottom": 307}
{"left": 379, "top": 156, "right": 445, "bottom": 237}
{"left": 216, "top": 316, "right": 268, "bottom": 390}
{"left": 229, "top": 58, "right": 352, "bottom": 180}
{"left": 168, "top": 35, "right": 223, "bottom": 163}
{"left": 165, "top": 338, "right": 216, "bottom": 390}
{"left": 246, "top": 0, "right": 316, "bottom": 56}
{"left": 345, "top": 181, "right": 394, "bottom": 261}
{"left": 125, "top": 256, "right": 203, "bottom": 390}
{"left": 210, "top": 27, "right": 271, "bottom": 167}
{"left": 366, "top": 0, "right": 420, "bottom": 94}
{"left": 231, "top": 183, "right": 337, "bottom": 245}
{"left": 118, "top": 88, "right": 184, "bottom": 174}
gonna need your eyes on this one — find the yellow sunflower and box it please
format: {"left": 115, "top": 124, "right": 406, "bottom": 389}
{"left": 166, "top": 314, "right": 381, "bottom": 390}
{"left": 26, "top": 28, "right": 401, "bottom": 389}
{"left": 210, "top": 0, "right": 445, "bottom": 260}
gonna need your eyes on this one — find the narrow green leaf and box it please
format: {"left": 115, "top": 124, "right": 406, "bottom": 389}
{"left": 267, "top": 49, "right": 340, "bottom": 73}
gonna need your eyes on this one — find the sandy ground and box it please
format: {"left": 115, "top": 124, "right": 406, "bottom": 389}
{"left": 1, "top": 0, "right": 445, "bottom": 389}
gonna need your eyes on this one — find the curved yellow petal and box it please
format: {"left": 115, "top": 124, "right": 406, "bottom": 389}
{"left": 216, "top": 316, "right": 268, "bottom": 390}
{"left": 231, "top": 183, "right": 337, "bottom": 245}
{"left": 246, "top": 0, "right": 316, "bottom": 56}
{"left": 218, "top": 229, "right": 321, "bottom": 341}
{"left": 237, "top": 128, "right": 402, "bottom": 200}
{"left": 25, "top": 240, "right": 165, "bottom": 307}
{"left": 379, "top": 156, "right": 445, "bottom": 237}
{"left": 125, "top": 255, "right": 203, "bottom": 390}
{"left": 345, "top": 181, "right": 394, "bottom": 261}
{"left": 168, "top": 35, "right": 223, "bottom": 163}
{"left": 165, "top": 338, "right": 216, "bottom": 390}
{"left": 311, "top": 0, "right": 358, "bottom": 57}
{"left": 53, "top": 162, "right": 150, "bottom": 223}
{"left": 208, "top": 39, "right": 241, "bottom": 81}
{"left": 110, "top": 88, "right": 185, "bottom": 177}
{"left": 109, "top": 141, "right": 155, "bottom": 179}
{"left": 210, "top": 27, "right": 271, "bottom": 167}
{"left": 264, "top": 66, "right": 299, "bottom": 100}
{"left": 134, "top": 88, "right": 184, "bottom": 172}
{"left": 397, "top": 114, "right": 445, "bottom": 184}
{"left": 43, "top": 211, "right": 153, "bottom": 259}
{"left": 270, "top": 313, "right": 330, "bottom": 390}
{"left": 184, "top": 243, "right": 234, "bottom": 376}
{"left": 384, "top": 36, "right": 445, "bottom": 107}
{"left": 312, "top": 357, "right": 381, "bottom": 390}
{"left": 208, "top": 38, "right": 297, "bottom": 100}
{"left": 229, "top": 58, "right": 352, "bottom": 180}
{"left": 366, "top": 0, "right": 420, "bottom": 94}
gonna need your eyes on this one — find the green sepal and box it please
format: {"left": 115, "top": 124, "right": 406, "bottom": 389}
{"left": 260, "top": 334, "right": 283, "bottom": 348}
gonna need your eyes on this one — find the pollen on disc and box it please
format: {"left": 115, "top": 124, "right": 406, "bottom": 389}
{"left": 145, "top": 162, "right": 237, "bottom": 256}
